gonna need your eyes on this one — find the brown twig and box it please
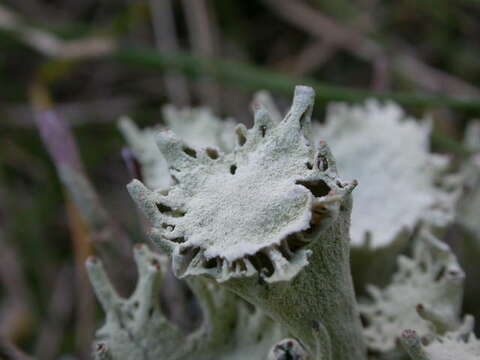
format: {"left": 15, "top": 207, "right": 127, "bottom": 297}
{"left": 264, "top": 0, "right": 479, "bottom": 97}
{"left": 4, "top": 0, "right": 66, "bottom": 23}
{"left": 0, "top": 238, "right": 33, "bottom": 342}
{"left": 30, "top": 82, "right": 132, "bottom": 258}
{"left": 30, "top": 81, "right": 138, "bottom": 356}
{"left": 276, "top": 40, "right": 338, "bottom": 77}
{"left": 0, "top": 189, "right": 32, "bottom": 341}
{"left": 149, "top": 0, "right": 191, "bottom": 107}
{"left": 0, "top": 188, "right": 34, "bottom": 359}
{"left": 393, "top": 48, "right": 480, "bottom": 97}
{"left": 181, "top": 0, "right": 221, "bottom": 111}
{"left": 0, "top": 338, "right": 35, "bottom": 360}
{"left": 34, "top": 265, "right": 74, "bottom": 360}
{"left": 371, "top": 55, "right": 391, "bottom": 92}
{"left": 1, "top": 97, "right": 138, "bottom": 128}
{"left": 30, "top": 82, "right": 136, "bottom": 301}
{"left": 0, "top": 4, "right": 115, "bottom": 59}
{"left": 66, "top": 195, "right": 96, "bottom": 359}
{"left": 219, "top": 41, "right": 254, "bottom": 124}
{"left": 263, "top": 0, "right": 383, "bottom": 61}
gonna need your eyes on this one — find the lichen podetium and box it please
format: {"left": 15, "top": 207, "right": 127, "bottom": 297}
{"left": 128, "top": 86, "right": 366, "bottom": 359}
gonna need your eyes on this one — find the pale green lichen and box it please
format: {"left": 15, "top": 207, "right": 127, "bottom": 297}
{"left": 401, "top": 315, "right": 480, "bottom": 360}
{"left": 162, "top": 106, "right": 237, "bottom": 152}
{"left": 87, "top": 244, "right": 285, "bottom": 360}
{"left": 128, "top": 86, "right": 356, "bottom": 284}
{"left": 457, "top": 121, "right": 480, "bottom": 243}
{"left": 267, "top": 338, "right": 309, "bottom": 360}
{"left": 87, "top": 244, "right": 184, "bottom": 360}
{"left": 359, "top": 230, "right": 464, "bottom": 353}
{"left": 122, "top": 94, "right": 459, "bottom": 253}
{"left": 128, "top": 86, "right": 366, "bottom": 360}
{"left": 118, "top": 107, "right": 236, "bottom": 191}
{"left": 318, "top": 100, "right": 459, "bottom": 249}
{"left": 464, "top": 121, "right": 480, "bottom": 151}
{"left": 90, "top": 87, "right": 480, "bottom": 360}
{"left": 118, "top": 119, "right": 171, "bottom": 190}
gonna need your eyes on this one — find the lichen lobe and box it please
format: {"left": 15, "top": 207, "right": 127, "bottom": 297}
{"left": 129, "top": 86, "right": 356, "bottom": 284}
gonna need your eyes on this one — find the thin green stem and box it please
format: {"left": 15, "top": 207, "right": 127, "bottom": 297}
{"left": 113, "top": 47, "right": 480, "bottom": 111}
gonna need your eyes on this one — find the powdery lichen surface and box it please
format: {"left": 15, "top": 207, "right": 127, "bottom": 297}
{"left": 319, "top": 100, "right": 458, "bottom": 249}
{"left": 359, "top": 230, "right": 464, "bottom": 353}
{"left": 162, "top": 106, "right": 237, "bottom": 152}
{"left": 128, "top": 86, "right": 357, "bottom": 284}
{"left": 266, "top": 338, "right": 309, "bottom": 360}
{"left": 119, "top": 106, "right": 236, "bottom": 190}
{"left": 87, "top": 244, "right": 285, "bottom": 360}
{"left": 457, "top": 121, "right": 480, "bottom": 243}
{"left": 87, "top": 244, "right": 185, "bottom": 360}
{"left": 118, "top": 118, "right": 171, "bottom": 190}
{"left": 122, "top": 94, "right": 458, "bottom": 253}
{"left": 401, "top": 316, "right": 480, "bottom": 360}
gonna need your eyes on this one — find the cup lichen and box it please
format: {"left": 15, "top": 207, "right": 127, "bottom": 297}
{"left": 127, "top": 86, "right": 366, "bottom": 360}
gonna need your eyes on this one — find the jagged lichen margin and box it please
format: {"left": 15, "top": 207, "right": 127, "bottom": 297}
{"left": 128, "top": 85, "right": 366, "bottom": 360}
{"left": 359, "top": 230, "right": 464, "bottom": 354}
{"left": 87, "top": 244, "right": 285, "bottom": 360}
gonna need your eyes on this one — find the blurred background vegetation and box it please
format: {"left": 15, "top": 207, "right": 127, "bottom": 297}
{"left": 1, "top": 0, "right": 480, "bottom": 359}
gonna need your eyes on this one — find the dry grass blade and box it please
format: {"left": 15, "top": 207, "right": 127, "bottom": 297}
{"left": 181, "top": 0, "right": 221, "bottom": 110}
{"left": 34, "top": 265, "right": 74, "bottom": 360}
{"left": 263, "top": 0, "right": 480, "bottom": 98}
{"left": 29, "top": 83, "right": 136, "bottom": 344}
{"left": 149, "top": 0, "right": 191, "bottom": 106}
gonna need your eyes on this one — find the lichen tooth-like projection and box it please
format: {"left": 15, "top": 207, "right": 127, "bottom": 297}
{"left": 319, "top": 100, "right": 460, "bottom": 250}
{"left": 401, "top": 315, "right": 480, "bottom": 360}
{"left": 128, "top": 85, "right": 356, "bottom": 285}
{"left": 162, "top": 105, "right": 237, "bottom": 152}
{"left": 252, "top": 90, "right": 282, "bottom": 125}
{"left": 457, "top": 121, "right": 480, "bottom": 245}
{"left": 87, "top": 244, "right": 286, "bottom": 360}
{"left": 86, "top": 244, "right": 185, "bottom": 360}
{"left": 118, "top": 117, "right": 172, "bottom": 190}
{"left": 267, "top": 338, "right": 309, "bottom": 360}
{"left": 118, "top": 106, "right": 237, "bottom": 191}
{"left": 359, "top": 230, "right": 465, "bottom": 354}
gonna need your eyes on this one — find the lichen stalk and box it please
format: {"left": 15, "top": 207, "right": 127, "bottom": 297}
{"left": 128, "top": 85, "right": 366, "bottom": 360}
{"left": 224, "top": 193, "right": 365, "bottom": 359}
{"left": 87, "top": 244, "right": 285, "bottom": 360}
{"left": 401, "top": 315, "right": 480, "bottom": 360}
{"left": 359, "top": 230, "right": 465, "bottom": 355}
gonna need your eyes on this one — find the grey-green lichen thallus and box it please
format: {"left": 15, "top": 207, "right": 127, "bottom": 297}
{"left": 86, "top": 244, "right": 286, "bottom": 360}
{"left": 359, "top": 231, "right": 465, "bottom": 355}
{"left": 400, "top": 316, "right": 480, "bottom": 360}
{"left": 127, "top": 86, "right": 366, "bottom": 360}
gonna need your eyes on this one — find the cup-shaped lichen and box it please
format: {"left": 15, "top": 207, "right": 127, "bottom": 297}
{"left": 401, "top": 316, "right": 480, "bottom": 360}
{"left": 128, "top": 86, "right": 366, "bottom": 360}
{"left": 359, "top": 230, "right": 465, "bottom": 354}
{"left": 319, "top": 100, "right": 458, "bottom": 249}
{"left": 87, "top": 244, "right": 285, "bottom": 360}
